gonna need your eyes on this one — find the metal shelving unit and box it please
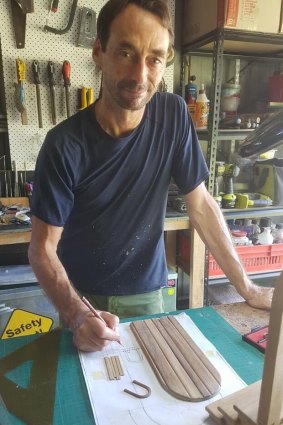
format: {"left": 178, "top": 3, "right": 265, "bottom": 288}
{"left": 181, "top": 28, "right": 283, "bottom": 304}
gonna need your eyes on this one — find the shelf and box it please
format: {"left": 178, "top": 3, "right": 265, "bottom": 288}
{"left": 197, "top": 128, "right": 254, "bottom": 141}
{"left": 183, "top": 29, "right": 283, "bottom": 58}
{"left": 208, "top": 271, "right": 280, "bottom": 285}
{"left": 222, "top": 206, "right": 283, "bottom": 219}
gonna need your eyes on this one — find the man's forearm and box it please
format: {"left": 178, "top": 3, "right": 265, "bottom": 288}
{"left": 187, "top": 193, "right": 252, "bottom": 298}
{"left": 28, "top": 247, "right": 88, "bottom": 329}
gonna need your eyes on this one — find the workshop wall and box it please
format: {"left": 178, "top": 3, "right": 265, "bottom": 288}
{"left": 0, "top": 0, "right": 175, "bottom": 170}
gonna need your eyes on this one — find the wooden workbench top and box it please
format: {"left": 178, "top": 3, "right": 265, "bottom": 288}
{"left": 213, "top": 303, "right": 270, "bottom": 335}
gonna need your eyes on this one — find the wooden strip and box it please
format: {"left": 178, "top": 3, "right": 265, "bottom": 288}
{"left": 131, "top": 321, "right": 193, "bottom": 400}
{"left": 104, "top": 357, "right": 114, "bottom": 380}
{"left": 130, "top": 316, "right": 221, "bottom": 401}
{"left": 145, "top": 319, "right": 202, "bottom": 399}
{"left": 158, "top": 316, "right": 221, "bottom": 394}
{"left": 110, "top": 356, "right": 120, "bottom": 380}
{"left": 114, "top": 356, "right": 124, "bottom": 376}
{"left": 166, "top": 316, "right": 221, "bottom": 385}
{"left": 152, "top": 318, "right": 211, "bottom": 398}
{"left": 257, "top": 271, "right": 283, "bottom": 425}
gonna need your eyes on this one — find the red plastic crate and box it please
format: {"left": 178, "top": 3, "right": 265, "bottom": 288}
{"left": 177, "top": 231, "right": 283, "bottom": 278}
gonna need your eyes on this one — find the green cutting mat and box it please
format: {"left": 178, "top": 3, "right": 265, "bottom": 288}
{"left": 0, "top": 307, "right": 264, "bottom": 425}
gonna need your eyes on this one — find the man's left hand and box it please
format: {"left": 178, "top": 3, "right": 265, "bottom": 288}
{"left": 244, "top": 284, "right": 274, "bottom": 310}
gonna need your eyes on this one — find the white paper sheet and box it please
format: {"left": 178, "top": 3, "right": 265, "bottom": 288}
{"left": 79, "top": 313, "right": 246, "bottom": 425}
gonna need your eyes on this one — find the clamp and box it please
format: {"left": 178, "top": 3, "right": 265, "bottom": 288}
{"left": 44, "top": 0, "right": 78, "bottom": 35}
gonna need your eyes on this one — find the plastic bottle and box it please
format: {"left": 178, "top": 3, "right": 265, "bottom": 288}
{"left": 273, "top": 223, "right": 283, "bottom": 244}
{"left": 257, "top": 228, "right": 274, "bottom": 245}
{"left": 195, "top": 84, "right": 209, "bottom": 129}
{"left": 185, "top": 76, "right": 197, "bottom": 123}
{"left": 185, "top": 75, "right": 197, "bottom": 104}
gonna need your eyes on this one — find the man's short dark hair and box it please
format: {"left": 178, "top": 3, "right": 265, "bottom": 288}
{"left": 96, "top": 0, "right": 174, "bottom": 58}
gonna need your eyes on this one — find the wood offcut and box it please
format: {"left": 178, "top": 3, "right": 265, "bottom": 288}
{"left": 130, "top": 315, "right": 221, "bottom": 401}
{"left": 104, "top": 355, "right": 124, "bottom": 380}
{"left": 206, "top": 269, "right": 283, "bottom": 425}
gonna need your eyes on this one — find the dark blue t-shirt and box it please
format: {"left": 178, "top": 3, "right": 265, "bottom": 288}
{"left": 31, "top": 92, "right": 209, "bottom": 295}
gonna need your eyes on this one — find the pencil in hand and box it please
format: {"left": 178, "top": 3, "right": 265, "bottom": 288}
{"left": 81, "top": 296, "right": 122, "bottom": 345}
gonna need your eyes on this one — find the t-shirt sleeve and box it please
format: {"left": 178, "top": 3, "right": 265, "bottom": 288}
{"left": 171, "top": 98, "right": 210, "bottom": 194}
{"left": 31, "top": 128, "right": 77, "bottom": 226}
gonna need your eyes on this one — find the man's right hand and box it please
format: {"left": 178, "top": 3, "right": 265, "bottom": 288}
{"left": 72, "top": 311, "right": 120, "bottom": 352}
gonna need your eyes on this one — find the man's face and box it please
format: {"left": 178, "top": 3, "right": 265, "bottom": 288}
{"left": 93, "top": 4, "right": 170, "bottom": 111}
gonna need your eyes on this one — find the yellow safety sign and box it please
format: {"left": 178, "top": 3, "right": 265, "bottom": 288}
{"left": 1, "top": 309, "right": 53, "bottom": 339}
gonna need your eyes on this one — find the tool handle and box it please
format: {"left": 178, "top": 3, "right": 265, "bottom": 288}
{"left": 51, "top": 0, "right": 59, "bottom": 12}
{"left": 79, "top": 87, "right": 87, "bottom": 109}
{"left": 251, "top": 199, "right": 273, "bottom": 207}
{"left": 87, "top": 88, "right": 94, "bottom": 105}
{"left": 62, "top": 60, "right": 71, "bottom": 86}
{"left": 32, "top": 60, "right": 41, "bottom": 84}
{"left": 16, "top": 59, "right": 26, "bottom": 82}
{"left": 47, "top": 61, "right": 56, "bottom": 85}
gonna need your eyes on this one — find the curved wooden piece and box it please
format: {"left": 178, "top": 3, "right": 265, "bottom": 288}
{"left": 130, "top": 315, "right": 221, "bottom": 401}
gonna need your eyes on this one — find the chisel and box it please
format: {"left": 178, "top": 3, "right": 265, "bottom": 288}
{"left": 32, "top": 60, "right": 43, "bottom": 128}
{"left": 47, "top": 61, "right": 57, "bottom": 125}
{"left": 62, "top": 60, "right": 71, "bottom": 118}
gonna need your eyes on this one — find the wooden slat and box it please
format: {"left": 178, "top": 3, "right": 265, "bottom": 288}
{"left": 157, "top": 317, "right": 220, "bottom": 395}
{"left": 217, "top": 381, "right": 261, "bottom": 425}
{"left": 130, "top": 316, "right": 221, "bottom": 401}
{"left": 166, "top": 316, "right": 221, "bottom": 386}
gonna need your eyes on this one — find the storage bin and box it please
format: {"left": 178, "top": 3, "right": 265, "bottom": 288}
{"left": 177, "top": 231, "right": 283, "bottom": 278}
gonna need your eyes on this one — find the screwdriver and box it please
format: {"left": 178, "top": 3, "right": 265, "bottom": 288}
{"left": 47, "top": 61, "right": 57, "bottom": 125}
{"left": 32, "top": 60, "right": 43, "bottom": 128}
{"left": 62, "top": 60, "right": 71, "bottom": 118}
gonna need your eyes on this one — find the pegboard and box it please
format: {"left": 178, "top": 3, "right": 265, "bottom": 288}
{"left": 0, "top": 0, "right": 175, "bottom": 170}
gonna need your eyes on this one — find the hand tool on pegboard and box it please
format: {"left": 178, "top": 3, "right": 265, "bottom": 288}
{"left": 32, "top": 60, "right": 43, "bottom": 128}
{"left": 44, "top": 0, "right": 78, "bottom": 34}
{"left": 45, "top": 0, "right": 59, "bottom": 27}
{"left": 78, "top": 86, "right": 94, "bottom": 110}
{"left": 77, "top": 7, "right": 97, "bottom": 48}
{"left": 47, "top": 61, "right": 57, "bottom": 125}
{"left": 62, "top": 60, "right": 71, "bottom": 118}
{"left": 10, "top": 0, "right": 34, "bottom": 48}
{"left": 12, "top": 160, "right": 19, "bottom": 197}
{"left": 15, "top": 58, "right": 28, "bottom": 125}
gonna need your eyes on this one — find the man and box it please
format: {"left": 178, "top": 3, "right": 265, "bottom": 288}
{"left": 29, "top": 0, "right": 273, "bottom": 353}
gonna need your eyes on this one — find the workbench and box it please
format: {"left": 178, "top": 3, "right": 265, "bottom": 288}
{"left": 0, "top": 199, "right": 206, "bottom": 309}
{"left": 0, "top": 307, "right": 265, "bottom": 425}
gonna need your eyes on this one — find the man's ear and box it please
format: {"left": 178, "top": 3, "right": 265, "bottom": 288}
{"left": 92, "top": 38, "right": 102, "bottom": 68}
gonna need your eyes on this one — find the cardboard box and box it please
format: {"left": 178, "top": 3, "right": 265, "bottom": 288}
{"left": 183, "top": 0, "right": 282, "bottom": 45}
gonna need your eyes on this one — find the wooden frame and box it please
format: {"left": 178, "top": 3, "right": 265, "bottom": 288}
{"left": 206, "top": 270, "right": 283, "bottom": 425}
